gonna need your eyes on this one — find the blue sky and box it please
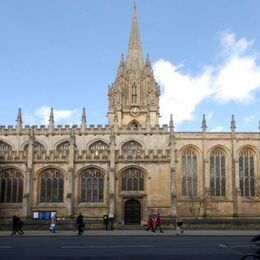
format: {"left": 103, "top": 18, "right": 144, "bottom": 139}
{"left": 0, "top": 0, "right": 260, "bottom": 131}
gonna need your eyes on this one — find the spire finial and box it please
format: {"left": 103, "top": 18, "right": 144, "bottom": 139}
{"left": 169, "top": 114, "right": 174, "bottom": 132}
{"left": 126, "top": 2, "right": 144, "bottom": 70}
{"left": 16, "top": 108, "right": 23, "bottom": 132}
{"left": 202, "top": 114, "right": 207, "bottom": 132}
{"left": 48, "top": 107, "right": 54, "bottom": 132}
{"left": 81, "top": 107, "right": 87, "bottom": 132}
{"left": 81, "top": 107, "right": 86, "bottom": 124}
{"left": 230, "top": 114, "right": 236, "bottom": 132}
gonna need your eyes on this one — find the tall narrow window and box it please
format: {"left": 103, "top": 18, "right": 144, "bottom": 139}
{"left": 182, "top": 148, "right": 197, "bottom": 196}
{"left": 121, "top": 168, "right": 144, "bottom": 191}
{"left": 80, "top": 168, "right": 104, "bottom": 203}
{"left": 239, "top": 148, "right": 255, "bottom": 197}
{"left": 40, "top": 169, "right": 64, "bottom": 203}
{"left": 0, "top": 169, "right": 23, "bottom": 203}
{"left": 210, "top": 148, "right": 226, "bottom": 196}
{"left": 131, "top": 82, "right": 137, "bottom": 103}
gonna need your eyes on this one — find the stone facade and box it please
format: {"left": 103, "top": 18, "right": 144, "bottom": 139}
{"left": 0, "top": 6, "right": 260, "bottom": 225}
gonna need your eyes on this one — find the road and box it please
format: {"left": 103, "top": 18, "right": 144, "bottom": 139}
{"left": 0, "top": 235, "right": 255, "bottom": 259}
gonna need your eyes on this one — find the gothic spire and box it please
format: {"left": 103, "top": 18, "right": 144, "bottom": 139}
{"left": 201, "top": 114, "right": 207, "bottom": 132}
{"left": 126, "top": 3, "right": 144, "bottom": 70}
{"left": 48, "top": 107, "right": 54, "bottom": 132}
{"left": 81, "top": 107, "right": 87, "bottom": 132}
{"left": 230, "top": 114, "right": 236, "bottom": 132}
{"left": 169, "top": 114, "right": 174, "bottom": 133}
{"left": 16, "top": 108, "right": 23, "bottom": 134}
{"left": 16, "top": 108, "right": 23, "bottom": 129}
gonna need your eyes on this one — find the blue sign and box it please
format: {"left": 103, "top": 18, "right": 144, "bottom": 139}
{"left": 33, "top": 211, "right": 56, "bottom": 220}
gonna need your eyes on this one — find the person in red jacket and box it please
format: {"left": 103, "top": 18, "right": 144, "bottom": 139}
{"left": 146, "top": 215, "right": 155, "bottom": 232}
{"left": 154, "top": 212, "right": 163, "bottom": 233}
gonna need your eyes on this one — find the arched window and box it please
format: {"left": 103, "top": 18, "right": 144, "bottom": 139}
{"left": 0, "top": 141, "right": 12, "bottom": 151}
{"left": 25, "top": 141, "right": 45, "bottom": 152}
{"left": 40, "top": 169, "right": 64, "bottom": 203}
{"left": 182, "top": 148, "right": 197, "bottom": 196}
{"left": 121, "top": 168, "right": 144, "bottom": 191}
{"left": 239, "top": 148, "right": 255, "bottom": 197}
{"left": 0, "top": 169, "right": 23, "bottom": 203}
{"left": 128, "top": 120, "right": 141, "bottom": 130}
{"left": 89, "top": 141, "right": 109, "bottom": 156}
{"left": 131, "top": 82, "right": 137, "bottom": 103}
{"left": 210, "top": 148, "right": 226, "bottom": 196}
{"left": 80, "top": 168, "right": 104, "bottom": 203}
{"left": 57, "top": 141, "right": 70, "bottom": 151}
{"left": 122, "top": 141, "right": 142, "bottom": 157}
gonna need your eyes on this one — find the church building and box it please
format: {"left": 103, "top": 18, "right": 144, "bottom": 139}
{"left": 0, "top": 5, "right": 259, "bottom": 226}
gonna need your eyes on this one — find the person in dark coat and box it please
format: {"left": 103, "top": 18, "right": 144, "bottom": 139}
{"left": 11, "top": 215, "right": 22, "bottom": 235}
{"left": 17, "top": 216, "right": 24, "bottom": 234}
{"left": 76, "top": 213, "right": 85, "bottom": 235}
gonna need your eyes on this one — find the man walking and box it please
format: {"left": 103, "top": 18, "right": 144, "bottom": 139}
{"left": 154, "top": 212, "right": 163, "bottom": 233}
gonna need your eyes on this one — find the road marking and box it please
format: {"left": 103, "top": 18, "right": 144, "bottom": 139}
{"left": 61, "top": 245, "right": 154, "bottom": 249}
{"left": 0, "top": 246, "right": 12, "bottom": 248}
{"left": 230, "top": 245, "right": 249, "bottom": 248}
{"left": 218, "top": 244, "right": 227, "bottom": 248}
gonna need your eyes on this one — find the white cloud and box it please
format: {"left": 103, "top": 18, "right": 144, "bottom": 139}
{"left": 23, "top": 106, "right": 81, "bottom": 125}
{"left": 244, "top": 115, "right": 256, "bottom": 123}
{"left": 153, "top": 32, "right": 260, "bottom": 125}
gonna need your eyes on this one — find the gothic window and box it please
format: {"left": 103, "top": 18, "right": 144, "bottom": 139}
{"left": 0, "top": 169, "right": 23, "bottom": 203}
{"left": 210, "top": 148, "right": 226, "bottom": 196}
{"left": 121, "top": 168, "right": 144, "bottom": 191}
{"left": 122, "top": 140, "right": 142, "bottom": 157}
{"left": 89, "top": 141, "right": 109, "bottom": 156}
{"left": 131, "top": 82, "right": 137, "bottom": 103}
{"left": 239, "top": 148, "right": 255, "bottom": 197}
{"left": 40, "top": 169, "right": 64, "bottom": 203}
{"left": 128, "top": 120, "right": 141, "bottom": 130}
{"left": 25, "top": 141, "right": 45, "bottom": 152}
{"left": 80, "top": 168, "right": 104, "bottom": 203}
{"left": 0, "top": 141, "right": 12, "bottom": 151}
{"left": 182, "top": 148, "right": 197, "bottom": 197}
{"left": 57, "top": 141, "right": 70, "bottom": 157}
{"left": 57, "top": 141, "right": 70, "bottom": 151}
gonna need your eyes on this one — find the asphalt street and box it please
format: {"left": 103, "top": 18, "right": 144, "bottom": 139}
{"left": 0, "top": 235, "right": 256, "bottom": 259}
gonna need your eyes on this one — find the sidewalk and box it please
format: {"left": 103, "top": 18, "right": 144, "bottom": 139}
{"left": 0, "top": 229, "right": 259, "bottom": 237}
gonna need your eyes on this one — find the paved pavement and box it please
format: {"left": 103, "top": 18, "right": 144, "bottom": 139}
{"left": 0, "top": 229, "right": 259, "bottom": 237}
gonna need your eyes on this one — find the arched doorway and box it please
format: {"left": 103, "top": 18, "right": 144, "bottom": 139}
{"left": 125, "top": 199, "right": 141, "bottom": 225}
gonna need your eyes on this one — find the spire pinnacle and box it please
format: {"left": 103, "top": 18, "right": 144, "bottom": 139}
{"left": 16, "top": 108, "right": 22, "bottom": 132}
{"left": 81, "top": 107, "right": 87, "bottom": 132}
{"left": 230, "top": 114, "right": 236, "bottom": 132}
{"left": 169, "top": 114, "right": 174, "bottom": 133}
{"left": 202, "top": 114, "right": 207, "bottom": 132}
{"left": 48, "top": 107, "right": 54, "bottom": 132}
{"left": 126, "top": 3, "right": 144, "bottom": 70}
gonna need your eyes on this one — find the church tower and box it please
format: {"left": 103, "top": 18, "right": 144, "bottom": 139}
{"left": 108, "top": 4, "right": 160, "bottom": 127}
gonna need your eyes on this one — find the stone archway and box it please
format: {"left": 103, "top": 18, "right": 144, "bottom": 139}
{"left": 124, "top": 199, "right": 141, "bottom": 225}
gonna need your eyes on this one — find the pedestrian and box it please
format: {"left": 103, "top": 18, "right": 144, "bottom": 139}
{"left": 49, "top": 213, "right": 57, "bottom": 233}
{"left": 17, "top": 216, "right": 24, "bottom": 234}
{"left": 176, "top": 216, "right": 184, "bottom": 236}
{"left": 154, "top": 212, "right": 164, "bottom": 233}
{"left": 11, "top": 215, "right": 22, "bottom": 235}
{"left": 76, "top": 213, "right": 85, "bottom": 235}
{"left": 146, "top": 215, "right": 155, "bottom": 232}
